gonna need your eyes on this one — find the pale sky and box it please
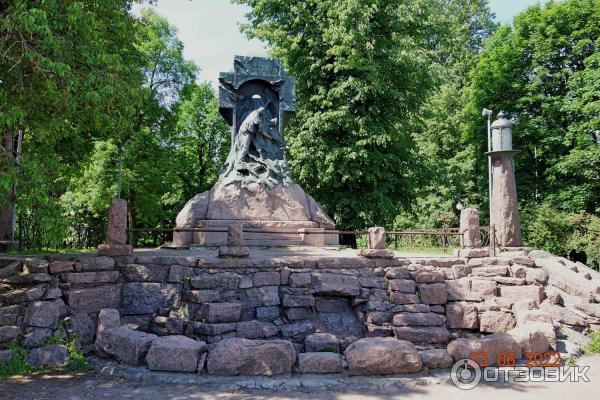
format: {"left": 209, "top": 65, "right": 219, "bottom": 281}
{"left": 132, "top": 0, "right": 542, "bottom": 88}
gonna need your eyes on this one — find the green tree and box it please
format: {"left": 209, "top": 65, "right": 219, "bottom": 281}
{"left": 235, "top": 0, "right": 434, "bottom": 229}
{"left": 0, "top": 0, "right": 143, "bottom": 247}
{"left": 61, "top": 8, "right": 200, "bottom": 246}
{"left": 172, "top": 83, "right": 230, "bottom": 198}
{"left": 121, "top": 8, "right": 196, "bottom": 242}
{"left": 467, "top": 0, "right": 600, "bottom": 214}
{"left": 522, "top": 203, "right": 600, "bottom": 270}
{"left": 398, "top": 0, "right": 496, "bottom": 229}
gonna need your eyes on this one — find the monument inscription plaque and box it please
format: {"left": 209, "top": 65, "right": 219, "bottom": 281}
{"left": 173, "top": 56, "right": 337, "bottom": 247}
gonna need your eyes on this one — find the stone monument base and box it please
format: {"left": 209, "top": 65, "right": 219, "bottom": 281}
{"left": 173, "top": 220, "right": 339, "bottom": 247}
{"left": 357, "top": 248, "right": 394, "bottom": 259}
{"left": 173, "top": 181, "right": 339, "bottom": 247}
{"left": 97, "top": 244, "right": 133, "bottom": 256}
{"left": 218, "top": 246, "right": 250, "bottom": 258}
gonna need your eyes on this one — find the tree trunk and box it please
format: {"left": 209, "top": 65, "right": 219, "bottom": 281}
{"left": 0, "top": 208, "right": 13, "bottom": 241}
{"left": 0, "top": 132, "right": 15, "bottom": 241}
{"left": 127, "top": 192, "right": 136, "bottom": 247}
{"left": 197, "top": 142, "right": 205, "bottom": 189}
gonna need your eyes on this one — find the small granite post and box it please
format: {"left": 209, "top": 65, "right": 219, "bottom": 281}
{"left": 218, "top": 224, "right": 250, "bottom": 258}
{"left": 459, "top": 208, "right": 481, "bottom": 248}
{"left": 367, "top": 227, "right": 386, "bottom": 249}
{"left": 455, "top": 208, "right": 490, "bottom": 258}
{"left": 106, "top": 198, "right": 127, "bottom": 245}
{"left": 227, "top": 223, "right": 244, "bottom": 247}
{"left": 358, "top": 227, "right": 393, "bottom": 258}
{"left": 97, "top": 198, "right": 133, "bottom": 256}
{"left": 486, "top": 112, "right": 522, "bottom": 247}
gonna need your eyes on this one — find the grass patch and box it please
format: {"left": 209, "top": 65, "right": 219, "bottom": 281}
{"left": 0, "top": 344, "right": 35, "bottom": 378}
{"left": 38, "top": 327, "right": 92, "bottom": 373}
{"left": 6, "top": 247, "right": 95, "bottom": 256}
{"left": 65, "top": 341, "right": 91, "bottom": 372}
{"left": 319, "top": 346, "right": 339, "bottom": 354}
{"left": 584, "top": 330, "right": 600, "bottom": 355}
{"left": 1, "top": 325, "right": 91, "bottom": 377}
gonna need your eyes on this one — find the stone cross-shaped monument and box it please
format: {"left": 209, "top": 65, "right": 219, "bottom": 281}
{"left": 173, "top": 56, "right": 337, "bottom": 247}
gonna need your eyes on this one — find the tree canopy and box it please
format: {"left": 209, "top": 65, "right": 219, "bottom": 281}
{"left": 0, "top": 2, "right": 228, "bottom": 248}
{"left": 467, "top": 0, "right": 600, "bottom": 214}
{"left": 0, "top": 0, "right": 598, "bottom": 267}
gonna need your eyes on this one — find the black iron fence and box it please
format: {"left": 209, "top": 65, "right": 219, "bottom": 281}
{"left": 388, "top": 229, "right": 463, "bottom": 250}
{"left": 124, "top": 226, "right": 497, "bottom": 254}
{"left": 3, "top": 223, "right": 498, "bottom": 254}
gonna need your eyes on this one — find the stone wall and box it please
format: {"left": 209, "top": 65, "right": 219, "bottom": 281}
{"left": 1, "top": 249, "right": 600, "bottom": 374}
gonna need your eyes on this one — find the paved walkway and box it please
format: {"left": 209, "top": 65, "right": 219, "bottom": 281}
{"left": 129, "top": 246, "right": 457, "bottom": 260}
{"left": 2, "top": 355, "right": 599, "bottom": 400}
{"left": 5, "top": 245, "right": 458, "bottom": 261}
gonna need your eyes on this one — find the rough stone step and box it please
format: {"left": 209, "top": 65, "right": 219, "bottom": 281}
{"left": 243, "top": 239, "right": 303, "bottom": 247}
{"left": 392, "top": 312, "right": 446, "bottom": 327}
{"left": 243, "top": 232, "right": 302, "bottom": 240}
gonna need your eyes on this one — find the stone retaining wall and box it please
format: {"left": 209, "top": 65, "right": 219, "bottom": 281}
{"left": 1, "top": 249, "right": 600, "bottom": 374}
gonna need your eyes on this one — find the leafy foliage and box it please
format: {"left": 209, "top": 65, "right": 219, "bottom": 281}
{"left": 522, "top": 203, "right": 600, "bottom": 269}
{"left": 235, "top": 0, "right": 435, "bottom": 229}
{"left": 466, "top": 0, "right": 600, "bottom": 214}
{"left": 172, "top": 83, "right": 230, "bottom": 197}
{"left": 0, "top": 0, "right": 598, "bottom": 268}
{"left": 0, "top": 0, "right": 143, "bottom": 247}
{"left": 585, "top": 330, "right": 600, "bottom": 354}
{"left": 1, "top": 4, "right": 227, "bottom": 248}
{"left": 399, "top": 0, "right": 497, "bottom": 229}
{"left": 0, "top": 343, "right": 34, "bottom": 378}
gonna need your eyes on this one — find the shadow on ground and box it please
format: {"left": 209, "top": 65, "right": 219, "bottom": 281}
{"left": 1, "top": 355, "right": 599, "bottom": 400}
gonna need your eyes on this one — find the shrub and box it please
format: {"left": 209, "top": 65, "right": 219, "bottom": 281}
{"left": 1, "top": 325, "right": 92, "bottom": 377}
{"left": 584, "top": 331, "right": 600, "bottom": 355}
{"left": 568, "top": 215, "right": 600, "bottom": 271}
{"left": 319, "top": 346, "right": 339, "bottom": 354}
{"left": 522, "top": 203, "right": 600, "bottom": 270}
{"left": 0, "top": 343, "right": 35, "bottom": 378}
{"left": 522, "top": 203, "right": 576, "bottom": 256}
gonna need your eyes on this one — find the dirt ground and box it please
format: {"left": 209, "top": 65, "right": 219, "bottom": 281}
{"left": 2, "top": 354, "right": 600, "bottom": 400}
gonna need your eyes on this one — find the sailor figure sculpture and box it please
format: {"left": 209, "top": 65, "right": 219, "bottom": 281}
{"left": 225, "top": 95, "right": 282, "bottom": 180}
{"left": 219, "top": 83, "right": 291, "bottom": 188}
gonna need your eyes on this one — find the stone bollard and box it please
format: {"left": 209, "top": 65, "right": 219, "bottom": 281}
{"left": 227, "top": 223, "right": 244, "bottom": 247}
{"left": 459, "top": 208, "right": 482, "bottom": 248}
{"left": 218, "top": 223, "right": 249, "bottom": 258}
{"left": 358, "top": 227, "right": 393, "bottom": 259}
{"left": 455, "top": 208, "right": 490, "bottom": 258}
{"left": 367, "top": 227, "right": 386, "bottom": 249}
{"left": 97, "top": 198, "right": 133, "bottom": 256}
{"left": 106, "top": 198, "right": 127, "bottom": 245}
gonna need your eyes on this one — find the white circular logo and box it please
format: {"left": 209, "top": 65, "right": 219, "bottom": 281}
{"left": 450, "top": 358, "right": 482, "bottom": 390}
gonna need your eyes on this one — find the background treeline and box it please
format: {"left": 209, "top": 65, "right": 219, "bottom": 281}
{"left": 0, "top": 0, "right": 598, "bottom": 268}
{"left": 0, "top": 2, "right": 230, "bottom": 249}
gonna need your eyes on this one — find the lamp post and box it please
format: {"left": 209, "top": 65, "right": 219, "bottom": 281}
{"left": 485, "top": 112, "right": 522, "bottom": 247}
{"left": 482, "top": 108, "right": 493, "bottom": 227}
